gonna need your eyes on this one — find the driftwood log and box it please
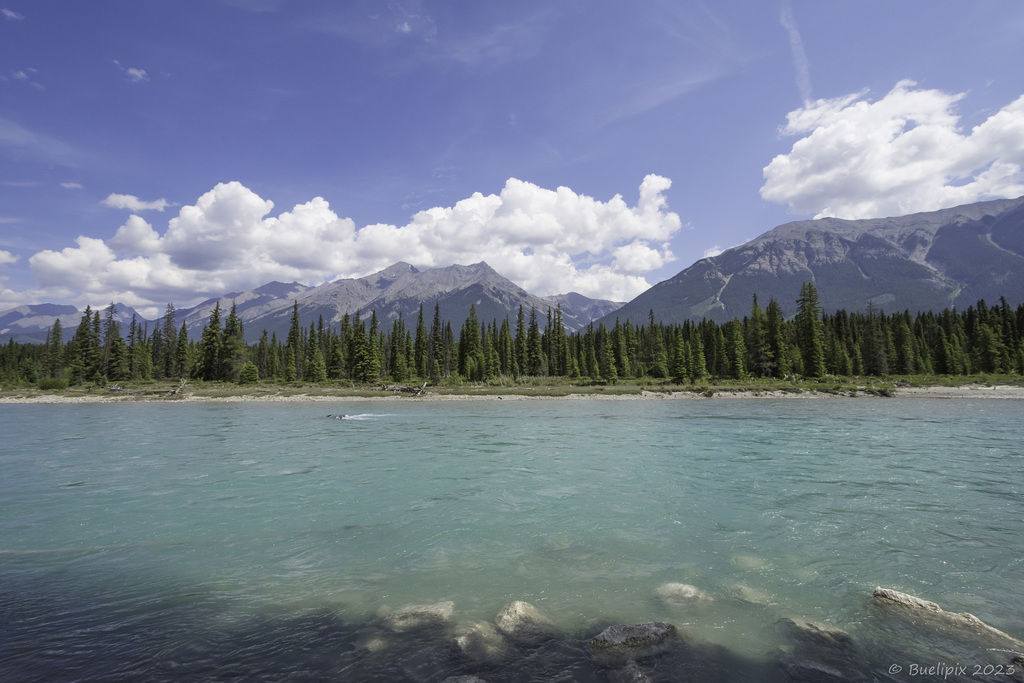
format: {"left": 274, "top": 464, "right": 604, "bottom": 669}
{"left": 382, "top": 381, "right": 428, "bottom": 396}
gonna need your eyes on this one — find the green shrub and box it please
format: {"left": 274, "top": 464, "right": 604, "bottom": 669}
{"left": 37, "top": 377, "right": 69, "bottom": 391}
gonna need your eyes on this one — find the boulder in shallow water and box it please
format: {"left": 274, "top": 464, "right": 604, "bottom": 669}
{"left": 778, "top": 617, "right": 854, "bottom": 651}
{"left": 494, "top": 600, "right": 555, "bottom": 645}
{"left": 872, "top": 587, "right": 1023, "bottom": 648}
{"left": 453, "top": 620, "right": 507, "bottom": 664}
{"left": 588, "top": 622, "right": 679, "bottom": 665}
{"left": 383, "top": 600, "right": 455, "bottom": 632}
{"left": 656, "top": 582, "right": 712, "bottom": 607}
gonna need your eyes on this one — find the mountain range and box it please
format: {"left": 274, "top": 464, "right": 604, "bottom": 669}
{"left": 0, "top": 262, "right": 623, "bottom": 344}
{"left": 3, "top": 195, "right": 1024, "bottom": 344}
{"left": 601, "top": 195, "right": 1024, "bottom": 325}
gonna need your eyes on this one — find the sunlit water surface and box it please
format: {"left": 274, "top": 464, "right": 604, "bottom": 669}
{"left": 1, "top": 398, "right": 1022, "bottom": 681}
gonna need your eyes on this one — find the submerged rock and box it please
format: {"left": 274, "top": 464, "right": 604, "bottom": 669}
{"left": 872, "top": 587, "right": 1023, "bottom": 647}
{"left": 453, "top": 620, "right": 507, "bottom": 664}
{"left": 778, "top": 617, "right": 854, "bottom": 651}
{"left": 608, "top": 660, "right": 655, "bottom": 682}
{"left": 494, "top": 600, "right": 555, "bottom": 645}
{"left": 776, "top": 654, "right": 853, "bottom": 683}
{"left": 382, "top": 600, "right": 455, "bottom": 632}
{"left": 656, "top": 582, "right": 712, "bottom": 607}
{"left": 732, "top": 583, "right": 774, "bottom": 605}
{"left": 588, "top": 622, "right": 679, "bottom": 665}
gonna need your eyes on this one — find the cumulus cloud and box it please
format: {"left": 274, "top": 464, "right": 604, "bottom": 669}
{"left": 761, "top": 80, "right": 1024, "bottom": 219}
{"left": 103, "top": 193, "right": 170, "bottom": 212}
{"left": 0, "top": 249, "right": 18, "bottom": 265}
{"left": 27, "top": 177, "right": 682, "bottom": 310}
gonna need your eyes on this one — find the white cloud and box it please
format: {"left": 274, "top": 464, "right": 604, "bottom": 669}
{"left": 103, "top": 193, "right": 170, "bottom": 212}
{"left": 126, "top": 67, "right": 149, "bottom": 84}
{"left": 112, "top": 60, "right": 150, "bottom": 85}
{"left": 60, "top": 181, "right": 83, "bottom": 190}
{"left": 27, "top": 177, "right": 682, "bottom": 309}
{"left": 761, "top": 80, "right": 1024, "bottom": 219}
{"left": 2, "top": 8, "right": 24, "bottom": 20}
{"left": 0, "top": 249, "right": 18, "bottom": 265}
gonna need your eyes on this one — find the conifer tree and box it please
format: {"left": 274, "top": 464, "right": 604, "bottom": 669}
{"left": 197, "top": 302, "right": 223, "bottom": 380}
{"left": 43, "top": 318, "right": 64, "bottom": 379}
{"left": 514, "top": 305, "right": 527, "bottom": 377}
{"left": 286, "top": 301, "right": 303, "bottom": 380}
{"left": 688, "top": 328, "right": 708, "bottom": 382}
{"left": 526, "top": 306, "right": 544, "bottom": 375}
{"left": 723, "top": 318, "right": 748, "bottom": 379}
{"left": 746, "top": 295, "right": 772, "bottom": 377}
{"left": 69, "top": 306, "right": 100, "bottom": 384}
{"left": 414, "top": 304, "right": 428, "bottom": 378}
{"left": 160, "top": 304, "right": 178, "bottom": 379}
{"left": 671, "top": 334, "right": 689, "bottom": 383}
{"left": 175, "top": 322, "right": 190, "bottom": 379}
{"left": 765, "top": 297, "right": 789, "bottom": 378}
{"left": 304, "top": 334, "right": 328, "bottom": 382}
{"left": 220, "top": 301, "right": 248, "bottom": 381}
{"left": 795, "top": 282, "right": 826, "bottom": 377}
{"left": 646, "top": 310, "right": 669, "bottom": 378}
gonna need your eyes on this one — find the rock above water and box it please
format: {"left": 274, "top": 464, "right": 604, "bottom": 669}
{"left": 494, "top": 600, "right": 555, "bottom": 645}
{"left": 588, "top": 622, "right": 679, "bottom": 664}
{"left": 383, "top": 600, "right": 455, "bottom": 632}
{"left": 872, "top": 587, "right": 1023, "bottom": 648}
{"left": 656, "top": 582, "right": 712, "bottom": 607}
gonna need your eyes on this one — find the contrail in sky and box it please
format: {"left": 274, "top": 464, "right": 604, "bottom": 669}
{"left": 780, "top": 1, "right": 812, "bottom": 105}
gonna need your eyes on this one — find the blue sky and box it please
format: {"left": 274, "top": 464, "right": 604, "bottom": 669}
{"left": 2, "top": 1, "right": 1024, "bottom": 318}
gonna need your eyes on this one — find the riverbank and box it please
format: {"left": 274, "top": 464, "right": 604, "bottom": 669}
{"left": 2, "top": 381, "right": 1023, "bottom": 403}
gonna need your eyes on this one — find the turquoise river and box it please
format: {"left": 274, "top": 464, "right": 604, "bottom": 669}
{"left": 1, "top": 397, "right": 1022, "bottom": 681}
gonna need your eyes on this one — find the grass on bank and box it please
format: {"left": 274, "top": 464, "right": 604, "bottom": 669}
{"left": 1, "top": 373, "right": 1022, "bottom": 401}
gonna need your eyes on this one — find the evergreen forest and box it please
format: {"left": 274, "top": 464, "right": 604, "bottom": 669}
{"left": 3, "top": 283, "right": 1024, "bottom": 390}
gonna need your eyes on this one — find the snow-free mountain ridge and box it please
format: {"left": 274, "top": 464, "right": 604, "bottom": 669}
{"left": 600, "top": 195, "right": 1024, "bottom": 326}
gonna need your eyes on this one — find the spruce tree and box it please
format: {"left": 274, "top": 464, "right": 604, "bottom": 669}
{"left": 197, "top": 302, "right": 223, "bottom": 381}
{"left": 286, "top": 301, "right": 303, "bottom": 380}
{"left": 795, "top": 282, "right": 826, "bottom": 378}
{"left": 220, "top": 301, "right": 248, "bottom": 381}
{"left": 175, "top": 322, "right": 190, "bottom": 379}
{"left": 414, "top": 304, "right": 428, "bottom": 379}
{"left": 160, "top": 303, "right": 178, "bottom": 379}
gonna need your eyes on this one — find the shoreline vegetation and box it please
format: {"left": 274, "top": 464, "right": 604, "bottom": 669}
{"left": 3, "top": 375, "right": 1023, "bottom": 403}
{"left": 5, "top": 283, "right": 1023, "bottom": 402}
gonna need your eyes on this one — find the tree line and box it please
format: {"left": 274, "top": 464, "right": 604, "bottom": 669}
{"left": 3, "top": 282, "right": 1023, "bottom": 389}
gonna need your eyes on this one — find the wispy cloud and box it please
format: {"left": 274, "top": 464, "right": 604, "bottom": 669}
{"left": 780, "top": 1, "right": 812, "bottom": 106}
{"left": 0, "top": 117, "right": 80, "bottom": 166}
{"left": 2, "top": 8, "right": 24, "bottom": 21}
{"left": 60, "top": 182, "right": 83, "bottom": 190}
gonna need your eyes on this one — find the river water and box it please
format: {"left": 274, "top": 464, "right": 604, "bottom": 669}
{"left": 1, "top": 398, "right": 1022, "bottom": 681}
